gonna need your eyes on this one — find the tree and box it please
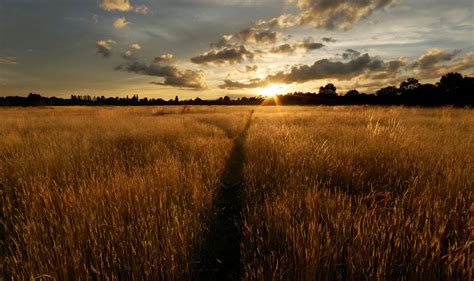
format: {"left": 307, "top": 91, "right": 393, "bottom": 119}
{"left": 376, "top": 86, "right": 399, "bottom": 98}
{"left": 319, "top": 83, "right": 337, "bottom": 97}
{"left": 345, "top": 89, "right": 360, "bottom": 97}
{"left": 399, "top": 78, "right": 420, "bottom": 95}
{"left": 27, "top": 93, "right": 43, "bottom": 106}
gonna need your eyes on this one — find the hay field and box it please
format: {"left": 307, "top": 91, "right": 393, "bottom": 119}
{"left": 1, "top": 106, "right": 472, "bottom": 280}
{"left": 242, "top": 106, "right": 473, "bottom": 280}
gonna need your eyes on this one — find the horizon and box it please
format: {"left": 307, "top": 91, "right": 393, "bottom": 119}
{"left": 1, "top": 0, "right": 473, "bottom": 99}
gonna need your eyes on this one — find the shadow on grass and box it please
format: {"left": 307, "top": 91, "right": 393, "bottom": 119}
{"left": 194, "top": 110, "right": 254, "bottom": 281}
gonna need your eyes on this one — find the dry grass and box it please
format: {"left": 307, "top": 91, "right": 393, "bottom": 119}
{"left": 1, "top": 105, "right": 472, "bottom": 280}
{"left": 242, "top": 106, "right": 473, "bottom": 280}
{"left": 1, "top": 106, "right": 248, "bottom": 279}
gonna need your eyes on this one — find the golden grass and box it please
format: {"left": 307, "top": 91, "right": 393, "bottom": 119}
{"left": 242, "top": 106, "right": 473, "bottom": 280}
{"left": 1, "top": 106, "right": 248, "bottom": 279}
{"left": 1, "top": 106, "right": 472, "bottom": 280}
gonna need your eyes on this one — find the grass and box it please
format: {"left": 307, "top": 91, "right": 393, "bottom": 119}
{"left": 1, "top": 106, "right": 248, "bottom": 279}
{"left": 242, "top": 106, "right": 473, "bottom": 280}
{"left": 1, "top": 105, "right": 472, "bottom": 280}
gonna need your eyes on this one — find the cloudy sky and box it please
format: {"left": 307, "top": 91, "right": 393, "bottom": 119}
{"left": 0, "top": 0, "right": 473, "bottom": 99}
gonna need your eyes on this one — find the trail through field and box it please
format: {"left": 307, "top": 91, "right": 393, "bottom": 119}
{"left": 195, "top": 110, "right": 254, "bottom": 281}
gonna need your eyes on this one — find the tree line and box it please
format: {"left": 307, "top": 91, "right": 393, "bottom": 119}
{"left": 1, "top": 72, "right": 472, "bottom": 107}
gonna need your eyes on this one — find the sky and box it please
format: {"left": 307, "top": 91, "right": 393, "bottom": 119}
{"left": 0, "top": 0, "right": 473, "bottom": 99}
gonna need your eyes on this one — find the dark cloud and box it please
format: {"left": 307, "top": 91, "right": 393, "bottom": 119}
{"left": 238, "top": 28, "right": 281, "bottom": 45}
{"left": 342, "top": 49, "right": 361, "bottom": 60}
{"left": 291, "top": 0, "right": 398, "bottom": 30}
{"left": 411, "top": 48, "right": 461, "bottom": 70}
{"left": 270, "top": 43, "right": 295, "bottom": 54}
{"left": 322, "top": 37, "right": 336, "bottom": 43}
{"left": 220, "top": 48, "right": 474, "bottom": 90}
{"left": 411, "top": 48, "right": 474, "bottom": 79}
{"left": 219, "top": 78, "right": 269, "bottom": 90}
{"left": 269, "top": 38, "right": 324, "bottom": 55}
{"left": 191, "top": 45, "right": 254, "bottom": 65}
{"left": 253, "top": 0, "right": 397, "bottom": 30}
{"left": 220, "top": 52, "right": 393, "bottom": 89}
{"left": 300, "top": 38, "right": 325, "bottom": 51}
{"left": 364, "top": 56, "right": 408, "bottom": 80}
{"left": 116, "top": 55, "right": 207, "bottom": 89}
{"left": 96, "top": 39, "right": 115, "bottom": 58}
{"left": 193, "top": 37, "right": 323, "bottom": 65}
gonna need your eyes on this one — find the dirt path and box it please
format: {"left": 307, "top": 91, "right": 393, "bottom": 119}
{"left": 195, "top": 110, "right": 254, "bottom": 281}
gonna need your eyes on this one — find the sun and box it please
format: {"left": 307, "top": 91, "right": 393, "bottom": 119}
{"left": 259, "top": 83, "right": 288, "bottom": 97}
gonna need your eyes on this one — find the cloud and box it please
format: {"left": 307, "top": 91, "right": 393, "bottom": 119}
{"left": 129, "top": 43, "right": 141, "bottom": 50}
{"left": 211, "top": 27, "right": 281, "bottom": 47}
{"left": 134, "top": 4, "right": 150, "bottom": 15}
{"left": 154, "top": 53, "right": 174, "bottom": 62}
{"left": 99, "top": 0, "right": 150, "bottom": 14}
{"left": 121, "top": 43, "right": 142, "bottom": 60}
{"left": 195, "top": 37, "right": 323, "bottom": 66}
{"left": 96, "top": 39, "right": 115, "bottom": 58}
{"left": 238, "top": 27, "right": 281, "bottom": 45}
{"left": 220, "top": 52, "right": 396, "bottom": 89}
{"left": 411, "top": 48, "right": 474, "bottom": 79}
{"left": 116, "top": 55, "right": 207, "bottom": 89}
{"left": 269, "top": 38, "right": 324, "bottom": 55}
{"left": 245, "top": 65, "right": 259, "bottom": 72}
{"left": 342, "top": 49, "right": 361, "bottom": 60}
{"left": 0, "top": 57, "right": 18, "bottom": 65}
{"left": 191, "top": 45, "right": 254, "bottom": 65}
{"left": 113, "top": 17, "right": 130, "bottom": 29}
{"left": 219, "top": 78, "right": 269, "bottom": 90}
{"left": 253, "top": 0, "right": 397, "bottom": 31}
{"left": 363, "top": 56, "right": 408, "bottom": 80}
{"left": 287, "top": 0, "right": 398, "bottom": 30}
{"left": 210, "top": 35, "right": 234, "bottom": 48}
{"left": 254, "top": 13, "right": 300, "bottom": 29}
{"left": 219, "top": 48, "right": 474, "bottom": 90}
{"left": 322, "top": 37, "right": 336, "bottom": 43}
{"left": 99, "top": 0, "right": 132, "bottom": 12}
{"left": 411, "top": 48, "right": 461, "bottom": 70}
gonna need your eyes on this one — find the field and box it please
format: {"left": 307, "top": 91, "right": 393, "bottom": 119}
{"left": 1, "top": 106, "right": 472, "bottom": 280}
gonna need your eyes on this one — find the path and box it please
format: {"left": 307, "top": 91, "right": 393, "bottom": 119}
{"left": 195, "top": 110, "right": 254, "bottom": 280}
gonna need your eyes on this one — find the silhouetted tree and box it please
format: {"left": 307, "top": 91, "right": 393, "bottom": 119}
{"left": 400, "top": 78, "right": 420, "bottom": 95}
{"left": 345, "top": 89, "right": 360, "bottom": 97}
{"left": 27, "top": 93, "right": 43, "bottom": 106}
{"left": 319, "top": 83, "right": 337, "bottom": 97}
{"left": 376, "top": 86, "right": 399, "bottom": 98}
{"left": 437, "top": 72, "right": 464, "bottom": 95}
{"left": 2, "top": 73, "right": 472, "bottom": 107}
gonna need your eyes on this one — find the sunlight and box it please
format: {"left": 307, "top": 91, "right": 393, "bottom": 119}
{"left": 258, "top": 84, "right": 289, "bottom": 97}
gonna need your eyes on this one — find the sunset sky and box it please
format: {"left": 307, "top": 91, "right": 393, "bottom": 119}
{"left": 1, "top": 0, "right": 473, "bottom": 99}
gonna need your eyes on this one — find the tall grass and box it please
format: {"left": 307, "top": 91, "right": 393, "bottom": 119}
{"left": 2, "top": 106, "right": 472, "bottom": 280}
{"left": 242, "top": 106, "right": 473, "bottom": 280}
{"left": 1, "top": 106, "right": 247, "bottom": 279}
